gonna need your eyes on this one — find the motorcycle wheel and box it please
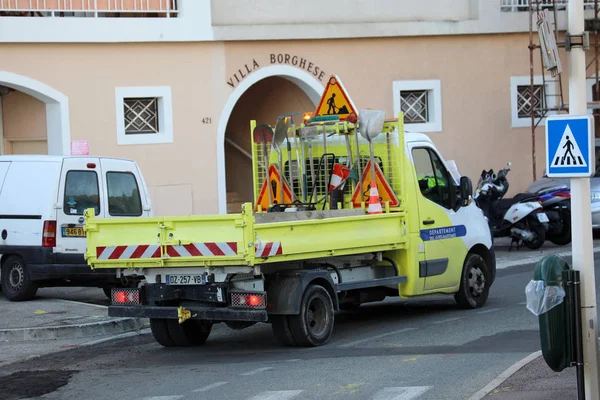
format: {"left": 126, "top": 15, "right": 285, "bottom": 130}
{"left": 548, "top": 209, "right": 571, "bottom": 246}
{"left": 523, "top": 219, "right": 546, "bottom": 250}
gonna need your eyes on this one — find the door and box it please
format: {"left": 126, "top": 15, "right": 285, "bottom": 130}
{"left": 99, "top": 159, "right": 149, "bottom": 218}
{"left": 410, "top": 145, "right": 467, "bottom": 291}
{"left": 56, "top": 158, "right": 103, "bottom": 256}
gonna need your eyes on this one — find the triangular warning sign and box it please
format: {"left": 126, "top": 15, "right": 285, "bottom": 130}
{"left": 551, "top": 124, "right": 588, "bottom": 167}
{"left": 255, "top": 164, "right": 294, "bottom": 211}
{"left": 314, "top": 75, "right": 358, "bottom": 122}
{"left": 351, "top": 161, "right": 399, "bottom": 207}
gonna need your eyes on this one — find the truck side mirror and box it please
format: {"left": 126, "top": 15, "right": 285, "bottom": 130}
{"left": 460, "top": 176, "right": 473, "bottom": 207}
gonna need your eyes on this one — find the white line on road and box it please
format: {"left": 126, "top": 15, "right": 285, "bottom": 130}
{"left": 338, "top": 327, "right": 417, "bottom": 348}
{"left": 431, "top": 317, "right": 463, "bottom": 324}
{"left": 371, "top": 386, "right": 432, "bottom": 400}
{"left": 518, "top": 302, "right": 527, "bottom": 305}
{"left": 476, "top": 308, "right": 501, "bottom": 314}
{"left": 142, "top": 396, "right": 183, "bottom": 400}
{"left": 286, "top": 359, "right": 301, "bottom": 362}
{"left": 56, "top": 299, "right": 108, "bottom": 309}
{"left": 241, "top": 367, "right": 273, "bottom": 376}
{"left": 496, "top": 245, "right": 600, "bottom": 270}
{"left": 248, "top": 390, "right": 304, "bottom": 400}
{"left": 192, "top": 382, "right": 228, "bottom": 392}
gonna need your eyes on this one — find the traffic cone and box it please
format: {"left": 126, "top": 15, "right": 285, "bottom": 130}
{"left": 329, "top": 163, "right": 350, "bottom": 192}
{"left": 367, "top": 180, "right": 382, "bottom": 214}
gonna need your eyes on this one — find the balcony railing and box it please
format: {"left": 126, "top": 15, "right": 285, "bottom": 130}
{"left": 0, "top": 0, "right": 178, "bottom": 17}
{"left": 501, "top": 0, "right": 597, "bottom": 12}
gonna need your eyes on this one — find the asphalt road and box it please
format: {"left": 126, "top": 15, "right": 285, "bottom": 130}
{"left": 7, "top": 260, "right": 591, "bottom": 400}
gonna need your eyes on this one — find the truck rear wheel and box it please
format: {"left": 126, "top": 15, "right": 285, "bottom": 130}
{"left": 288, "top": 284, "right": 335, "bottom": 347}
{"left": 150, "top": 318, "right": 176, "bottom": 347}
{"left": 270, "top": 315, "right": 297, "bottom": 346}
{"left": 454, "top": 253, "right": 490, "bottom": 309}
{"left": 167, "top": 319, "right": 212, "bottom": 347}
{"left": 1, "top": 255, "right": 38, "bottom": 302}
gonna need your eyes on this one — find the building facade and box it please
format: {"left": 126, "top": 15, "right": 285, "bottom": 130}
{"left": 0, "top": 0, "right": 597, "bottom": 216}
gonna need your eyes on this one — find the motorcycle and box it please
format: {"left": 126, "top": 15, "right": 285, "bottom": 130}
{"left": 532, "top": 185, "right": 571, "bottom": 245}
{"left": 474, "top": 163, "right": 550, "bottom": 250}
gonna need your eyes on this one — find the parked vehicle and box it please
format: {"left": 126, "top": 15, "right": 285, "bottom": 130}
{"left": 535, "top": 186, "right": 571, "bottom": 245}
{"left": 83, "top": 82, "right": 496, "bottom": 349}
{"left": 474, "top": 164, "right": 549, "bottom": 250}
{"left": 527, "top": 138, "right": 600, "bottom": 229}
{"left": 0, "top": 155, "right": 152, "bottom": 301}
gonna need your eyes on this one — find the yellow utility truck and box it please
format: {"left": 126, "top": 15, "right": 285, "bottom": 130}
{"left": 84, "top": 76, "right": 495, "bottom": 347}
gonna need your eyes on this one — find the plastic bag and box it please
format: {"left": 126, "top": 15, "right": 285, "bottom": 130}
{"left": 525, "top": 279, "right": 565, "bottom": 316}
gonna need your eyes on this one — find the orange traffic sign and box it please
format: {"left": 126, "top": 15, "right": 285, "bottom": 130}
{"left": 351, "top": 161, "right": 399, "bottom": 208}
{"left": 314, "top": 75, "right": 358, "bottom": 122}
{"left": 255, "top": 164, "right": 294, "bottom": 211}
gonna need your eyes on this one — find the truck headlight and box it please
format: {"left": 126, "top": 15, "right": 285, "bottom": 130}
{"left": 592, "top": 192, "right": 600, "bottom": 202}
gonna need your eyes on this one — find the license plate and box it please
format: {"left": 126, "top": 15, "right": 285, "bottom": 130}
{"left": 165, "top": 274, "right": 206, "bottom": 285}
{"left": 62, "top": 227, "right": 85, "bottom": 237}
{"left": 537, "top": 213, "right": 549, "bottom": 223}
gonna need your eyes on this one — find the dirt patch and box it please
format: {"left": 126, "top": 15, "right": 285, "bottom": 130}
{"left": 0, "top": 370, "right": 77, "bottom": 400}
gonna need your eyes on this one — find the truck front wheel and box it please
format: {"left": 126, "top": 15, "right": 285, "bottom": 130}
{"left": 288, "top": 284, "right": 335, "bottom": 347}
{"left": 454, "top": 253, "right": 490, "bottom": 309}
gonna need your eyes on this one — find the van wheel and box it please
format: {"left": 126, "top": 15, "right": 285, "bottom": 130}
{"left": 150, "top": 318, "right": 176, "bottom": 347}
{"left": 288, "top": 284, "right": 335, "bottom": 347}
{"left": 454, "top": 253, "right": 490, "bottom": 309}
{"left": 1, "top": 256, "right": 38, "bottom": 302}
{"left": 167, "top": 319, "right": 212, "bottom": 347}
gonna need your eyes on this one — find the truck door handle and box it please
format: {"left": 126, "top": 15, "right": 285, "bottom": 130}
{"left": 423, "top": 219, "right": 435, "bottom": 225}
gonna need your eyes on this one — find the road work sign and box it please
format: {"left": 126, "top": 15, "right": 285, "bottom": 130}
{"left": 314, "top": 75, "right": 358, "bottom": 122}
{"left": 545, "top": 114, "right": 595, "bottom": 178}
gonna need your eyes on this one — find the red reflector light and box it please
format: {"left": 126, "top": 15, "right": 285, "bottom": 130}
{"left": 112, "top": 289, "right": 140, "bottom": 305}
{"left": 42, "top": 220, "right": 57, "bottom": 247}
{"left": 231, "top": 292, "right": 266, "bottom": 309}
{"left": 87, "top": 163, "right": 96, "bottom": 169}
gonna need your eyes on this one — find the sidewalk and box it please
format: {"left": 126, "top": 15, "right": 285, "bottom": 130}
{"left": 0, "top": 294, "right": 148, "bottom": 367}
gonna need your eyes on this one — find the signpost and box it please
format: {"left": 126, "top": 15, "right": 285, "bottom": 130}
{"left": 544, "top": 1, "right": 600, "bottom": 398}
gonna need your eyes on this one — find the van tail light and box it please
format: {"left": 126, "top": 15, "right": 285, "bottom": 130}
{"left": 42, "top": 220, "right": 57, "bottom": 247}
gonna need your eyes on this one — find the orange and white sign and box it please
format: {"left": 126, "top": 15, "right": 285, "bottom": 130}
{"left": 314, "top": 75, "right": 358, "bottom": 122}
{"left": 351, "top": 161, "right": 399, "bottom": 208}
{"left": 255, "top": 164, "right": 294, "bottom": 211}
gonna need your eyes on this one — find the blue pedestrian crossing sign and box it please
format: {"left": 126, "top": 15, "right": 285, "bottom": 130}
{"left": 545, "top": 114, "right": 595, "bottom": 178}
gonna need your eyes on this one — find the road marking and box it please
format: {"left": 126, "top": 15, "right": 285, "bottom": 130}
{"left": 241, "top": 367, "right": 273, "bottom": 376}
{"left": 248, "top": 390, "right": 303, "bottom": 400}
{"left": 192, "top": 382, "right": 228, "bottom": 392}
{"left": 286, "top": 359, "right": 301, "bottom": 362}
{"left": 338, "top": 327, "right": 417, "bottom": 348}
{"left": 142, "top": 396, "right": 183, "bottom": 400}
{"left": 371, "top": 386, "right": 432, "bottom": 400}
{"left": 518, "top": 302, "right": 527, "bottom": 305}
{"left": 476, "top": 308, "right": 501, "bottom": 314}
{"left": 432, "top": 317, "right": 463, "bottom": 324}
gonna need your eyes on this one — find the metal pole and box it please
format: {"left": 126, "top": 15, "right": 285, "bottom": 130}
{"left": 567, "top": 1, "right": 600, "bottom": 398}
{"left": 573, "top": 270, "right": 586, "bottom": 400}
{"left": 530, "top": 0, "right": 537, "bottom": 181}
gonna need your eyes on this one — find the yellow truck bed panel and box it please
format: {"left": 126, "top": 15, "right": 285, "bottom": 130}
{"left": 84, "top": 204, "right": 407, "bottom": 269}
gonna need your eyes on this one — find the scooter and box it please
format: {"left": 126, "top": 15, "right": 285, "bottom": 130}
{"left": 474, "top": 163, "right": 550, "bottom": 250}
{"left": 532, "top": 186, "right": 571, "bottom": 245}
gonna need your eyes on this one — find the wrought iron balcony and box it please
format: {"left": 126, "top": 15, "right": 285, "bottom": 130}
{"left": 0, "top": 0, "right": 178, "bottom": 17}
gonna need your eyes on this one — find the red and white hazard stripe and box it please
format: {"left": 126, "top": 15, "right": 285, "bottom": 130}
{"left": 166, "top": 242, "right": 238, "bottom": 257}
{"left": 96, "top": 245, "right": 160, "bottom": 260}
{"left": 255, "top": 242, "right": 283, "bottom": 257}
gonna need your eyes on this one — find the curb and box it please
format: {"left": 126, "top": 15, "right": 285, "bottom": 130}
{"left": 0, "top": 317, "right": 148, "bottom": 342}
{"left": 495, "top": 245, "right": 600, "bottom": 270}
{"left": 467, "top": 351, "right": 542, "bottom": 400}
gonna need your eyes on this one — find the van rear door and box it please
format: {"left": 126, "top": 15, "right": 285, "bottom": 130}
{"left": 55, "top": 158, "right": 104, "bottom": 255}
{"left": 100, "top": 159, "right": 150, "bottom": 218}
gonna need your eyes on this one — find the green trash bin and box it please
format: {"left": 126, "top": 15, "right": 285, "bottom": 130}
{"left": 530, "top": 255, "right": 572, "bottom": 372}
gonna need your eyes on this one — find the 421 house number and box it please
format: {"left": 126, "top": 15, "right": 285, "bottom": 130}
{"left": 202, "top": 118, "right": 212, "bottom": 124}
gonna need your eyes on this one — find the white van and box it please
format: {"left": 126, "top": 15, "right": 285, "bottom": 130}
{"left": 0, "top": 155, "right": 152, "bottom": 301}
